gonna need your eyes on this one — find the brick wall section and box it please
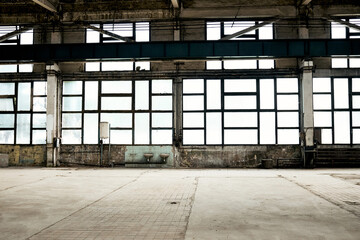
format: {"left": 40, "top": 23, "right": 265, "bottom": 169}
{"left": 0, "top": 145, "right": 46, "bottom": 166}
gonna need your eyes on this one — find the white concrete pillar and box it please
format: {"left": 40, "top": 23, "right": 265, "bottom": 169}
{"left": 301, "top": 60, "right": 314, "bottom": 146}
{"left": 46, "top": 63, "right": 60, "bottom": 167}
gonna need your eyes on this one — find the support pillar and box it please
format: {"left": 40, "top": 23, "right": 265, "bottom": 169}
{"left": 46, "top": 63, "right": 61, "bottom": 167}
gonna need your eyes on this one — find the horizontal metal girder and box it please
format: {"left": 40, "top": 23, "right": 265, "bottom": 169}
{"left": 0, "top": 39, "right": 359, "bottom": 63}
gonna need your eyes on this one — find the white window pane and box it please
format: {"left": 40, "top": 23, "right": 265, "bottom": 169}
{"left": 62, "top": 113, "right": 82, "bottom": 128}
{"left": 135, "top": 113, "right": 149, "bottom": 144}
{"left": 260, "top": 112, "right": 275, "bottom": 144}
{"left": 260, "top": 79, "right": 275, "bottom": 109}
{"left": 110, "top": 130, "right": 132, "bottom": 144}
{"left": 224, "top": 79, "right": 256, "bottom": 92}
{"left": 314, "top": 112, "right": 332, "bottom": 127}
{"left": 277, "top": 78, "right": 298, "bottom": 93}
{"left": 353, "top": 96, "right": 360, "bottom": 109}
{"left": 0, "top": 65, "right": 17, "bottom": 73}
{"left": 352, "top": 112, "right": 360, "bottom": 127}
{"left": 277, "top": 112, "right": 299, "bottom": 127}
{"left": 33, "top": 114, "right": 46, "bottom": 128}
{"left": 136, "top": 22, "right": 150, "bottom": 42}
{"left": 334, "top": 111, "right": 350, "bottom": 144}
{"left": 34, "top": 82, "right": 47, "bottom": 95}
{"left": 224, "top": 112, "right": 257, "bottom": 127}
{"left": 84, "top": 113, "right": 98, "bottom": 144}
{"left": 62, "top": 130, "right": 81, "bottom": 144}
{"left": 349, "top": 58, "right": 360, "bottom": 68}
{"left": 19, "top": 64, "right": 33, "bottom": 72}
{"left": 63, "top": 97, "right": 82, "bottom": 111}
{"left": 207, "top": 80, "right": 221, "bottom": 109}
{"left": 206, "top": 61, "right": 222, "bottom": 70}
{"left": 86, "top": 25, "right": 100, "bottom": 43}
{"left": 183, "top": 79, "right": 204, "bottom": 93}
{"left": 85, "top": 81, "right": 98, "bottom": 110}
{"left": 225, "top": 96, "right": 256, "bottom": 109}
{"left": 224, "top": 21, "right": 255, "bottom": 35}
{"left": 135, "top": 61, "right": 150, "bottom": 70}
{"left": 206, "top": 22, "right": 221, "bottom": 40}
{"left": 183, "top": 130, "right": 204, "bottom": 145}
{"left": 0, "top": 83, "right": 15, "bottom": 95}
{"left": 224, "top": 130, "right": 257, "bottom": 145}
{"left": 353, "top": 78, "right": 360, "bottom": 92}
{"left": 334, "top": 78, "right": 349, "bottom": 108}
{"left": 101, "top": 113, "right": 132, "bottom": 128}
{"left": 258, "top": 60, "right": 274, "bottom": 69}
{"left": 104, "top": 23, "right": 133, "bottom": 38}
{"left": 0, "top": 130, "right": 14, "bottom": 144}
{"left": 331, "top": 22, "right": 346, "bottom": 39}
{"left": 102, "top": 81, "right": 132, "bottom": 94}
{"left": 183, "top": 96, "right": 204, "bottom": 111}
{"left": 313, "top": 94, "right": 331, "bottom": 110}
{"left": 135, "top": 81, "right": 149, "bottom": 110}
{"left": 32, "top": 130, "right": 46, "bottom": 144}
{"left": 321, "top": 129, "right": 332, "bottom": 144}
{"left": 63, "top": 81, "right": 82, "bottom": 95}
{"left": 0, "top": 99, "right": 14, "bottom": 111}
{"left": 102, "top": 61, "right": 134, "bottom": 71}
{"left": 16, "top": 114, "right": 30, "bottom": 144}
{"left": 259, "top": 24, "right": 273, "bottom": 40}
{"left": 278, "top": 129, "right": 299, "bottom": 144}
{"left": 33, "top": 97, "right": 47, "bottom": 112}
{"left": 152, "top": 80, "right": 172, "bottom": 94}
{"left": 332, "top": 58, "right": 348, "bottom": 68}
{"left": 20, "top": 30, "right": 33, "bottom": 45}
{"left": 152, "top": 96, "right": 172, "bottom": 110}
{"left": 152, "top": 130, "right": 172, "bottom": 144}
{"left": 313, "top": 78, "right": 331, "bottom": 92}
{"left": 101, "top": 97, "right": 131, "bottom": 110}
{"left": 183, "top": 113, "right": 204, "bottom": 128}
{"left": 206, "top": 112, "right": 222, "bottom": 145}
{"left": 0, "top": 114, "right": 14, "bottom": 128}
{"left": 85, "top": 62, "right": 100, "bottom": 72}
{"left": 352, "top": 129, "right": 360, "bottom": 144}
{"left": 224, "top": 60, "right": 257, "bottom": 69}
{"left": 277, "top": 95, "right": 298, "bottom": 110}
{"left": 17, "top": 83, "right": 31, "bottom": 111}
{"left": 152, "top": 113, "right": 172, "bottom": 128}
{"left": 349, "top": 19, "right": 360, "bottom": 33}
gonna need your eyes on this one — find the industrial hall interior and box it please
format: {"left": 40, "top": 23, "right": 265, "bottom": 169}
{"left": 1, "top": 1, "right": 360, "bottom": 240}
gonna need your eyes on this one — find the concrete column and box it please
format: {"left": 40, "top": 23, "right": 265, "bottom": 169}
{"left": 46, "top": 63, "right": 61, "bottom": 167}
{"left": 173, "top": 77, "right": 182, "bottom": 167}
{"left": 301, "top": 60, "right": 314, "bottom": 146}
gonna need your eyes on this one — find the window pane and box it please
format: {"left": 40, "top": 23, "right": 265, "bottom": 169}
{"left": 152, "top": 113, "right": 172, "bottom": 128}
{"left": 331, "top": 22, "right": 346, "bottom": 39}
{"left": 0, "top": 99, "right": 14, "bottom": 111}
{"left": 102, "top": 81, "right": 132, "bottom": 94}
{"left": 102, "top": 61, "right": 133, "bottom": 71}
{"left": 260, "top": 112, "right": 275, "bottom": 144}
{"left": 34, "top": 82, "right": 47, "bottom": 96}
{"left": 224, "top": 21, "right": 255, "bottom": 35}
{"left": 135, "top": 81, "right": 149, "bottom": 110}
{"left": 260, "top": 79, "right": 274, "bottom": 109}
{"left": 277, "top": 78, "right": 298, "bottom": 93}
{"left": 62, "top": 130, "right": 81, "bottom": 144}
{"left": 334, "top": 111, "right": 350, "bottom": 144}
{"left": 321, "top": 129, "right": 332, "bottom": 144}
{"left": 352, "top": 78, "right": 360, "bottom": 92}
{"left": 313, "top": 78, "right": 331, "bottom": 93}
{"left": 278, "top": 129, "right": 299, "bottom": 144}
{"left": 183, "top": 130, "right": 204, "bottom": 145}
{"left": 85, "top": 62, "right": 100, "bottom": 71}
{"left": 32, "top": 130, "right": 46, "bottom": 144}
{"left": 33, "top": 114, "right": 46, "bottom": 128}
{"left": 84, "top": 113, "right": 98, "bottom": 144}
{"left": 277, "top": 95, "right": 298, "bottom": 110}
{"left": 314, "top": 112, "right": 332, "bottom": 127}
{"left": 277, "top": 112, "right": 299, "bottom": 127}
{"left": 334, "top": 78, "right": 348, "bottom": 109}
{"left": 62, "top": 113, "right": 82, "bottom": 128}
{"left": 332, "top": 58, "right": 348, "bottom": 68}
{"left": 313, "top": 94, "right": 331, "bottom": 110}
{"left": 0, "top": 83, "right": 15, "bottom": 95}
{"left": 223, "top": 60, "right": 257, "bottom": 70}
{"left": 0, "top": 130, "right": 14, "bottom": 144}
{"left": 85, "top": 81, "right": 98, "bottom": 110}
{"left": 224, "top": 130, "right": 257, "bottom": 145}
{"left": 224, "top": 79, "right": 256, "bottom": 92}
{"left": 206, "top": 22, "right": 221, "bottom": 40}
{"left": 63, "top": 97, "right": 82, "bottom": 111}
{"left": 110, "top": 130, "right": 132, "bottom": 144}
{"left": 349, "top": 58, "right": 360, "bottom": 68}
{"left": 33, "top": 97, "right": 47, "bottom": 112}
{"left": 352, "top": 129, "right": 360, "bottom": 144}
{"left": 352, "top": 112, "right": 360, "bottom": 127}
{"left": 135, "top": 61, "right": 150, "bottom": 71}
{"left": 183, "top": 79, "right": 204, "bottom": 94}
{"left": 101, "top": 97, "right": 131, "bottom": 110}
{"left": 258, "top": 60, "right": 274, "bottom": 69}
{"left": 206, "top": 112, "right": 222, "bottom": 145}
{"left": 206, "top": 61, "right": 222, "bottom": 70}
{"left": 152, "top": 130, "right": 172, "bottom": 144}
{"left": 207, "top": 80, "right": 221, "bottom": 109}
{"left": 183, "top": 113, "right": 204, "bottom": 128}
{"left": 224, "top": 112, "right": 257, "bottom": 127}
{"left": 86, "top": 25, "right": 100, "bottom": 43}
{"left": 152, "top": 96, "right": 172, "bottom": 111}
{"left": 135, "top": 113, "right": 149, "bottom": 144}
{"left": 101, "top": 113, "right": 132, "bottom": 128}
{"left": 225, "top": 96, "right": 256, "bottom": 109}
{"left": 259, "top": 24, "right": 273, "bottom": 39}
{"left": 152, "top": 80, "right": 172, "bottom": 94}
{"left": 16, "top": 114, "right": 30, "bottom": 144}
{"left": 19, "top": 64, "right": 33, "bottom": 73}
{"left": 0, "top": 114, "right": 14, "bottom": 128}
{"left": 352, "top": 96, "right": 360, "bottom": 109}
{"left": 183, "top": 96, "right": 203, "bottom": 111}
{"left": 136, "top": 22, "right": 150, "bottom": 42}
{"left": 17, "top": 83, "right": 31, "bottom": 111}
{"left": 0, "top": 65, "right": 16, "bottom": 73}
{"left": 63, "top": 81, "right": 82, "bottom": 95}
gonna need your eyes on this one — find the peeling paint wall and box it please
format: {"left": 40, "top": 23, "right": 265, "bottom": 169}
{"left": 0, "top": 145, "right": 46, "bottom": 166}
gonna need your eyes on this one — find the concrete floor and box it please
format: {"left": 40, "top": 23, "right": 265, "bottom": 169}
{"left": 0, "top": 168, "right": 359, "bottom": 240}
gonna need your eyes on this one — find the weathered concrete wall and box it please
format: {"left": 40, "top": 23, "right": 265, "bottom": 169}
{"left": 0, "top": 145, "right": 46, "bottom": 166}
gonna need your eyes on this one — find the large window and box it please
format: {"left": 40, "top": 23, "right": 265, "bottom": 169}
{"left": 206, "top": 21, "right": 274, "bottom": 70}
{"left": 61, "top": 79, "right": 173, "bottom": 145}
{"left": 0, "top": 81, "right": 47, "bottom": 144}
{"left": 85, "top": 22, "right": 150, "bottom": 72}
{"left": 182, "top": 78, "right": 299, "bottom": 145}
{"left": 313, "top": 77, "right": 360, "bottom": 144}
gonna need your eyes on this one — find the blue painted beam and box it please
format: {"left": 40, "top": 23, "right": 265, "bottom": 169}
{"left": 0, "top": 39, "right": 359, "bottom": 63}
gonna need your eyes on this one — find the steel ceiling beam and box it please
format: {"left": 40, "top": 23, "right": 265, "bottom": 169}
{"left": 32, "top": 0, "right": 58, "bottom": 13}
{"left": 301, "top": 0, "right": 312, "bottom": 5}
{"left": 171, "top": 0, "right": 179, "bottom": 8}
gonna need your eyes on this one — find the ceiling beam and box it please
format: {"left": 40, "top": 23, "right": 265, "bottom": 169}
{"left": 32, "top": 0, "right": 58, "bottom": 13}
{"left": 220, "top": 18, "right": 279, "bottom": 40}
{"left": 171, "top": 0, "right": 179, "bottom": 8}
{"left": 327, "top": 17, "right": 360, "bottom": 32}
{"left": 81, "top": 24, "right": 134, "bottom": 42}
{"left": 0, "top": 26, "right": 33, "bottom": 43}
{"left": 301, "top": 0, "right": 312, "bottom": 5}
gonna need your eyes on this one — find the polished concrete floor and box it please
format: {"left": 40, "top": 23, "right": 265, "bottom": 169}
{"left": 0, "top": 168, "right": 359, "bottom": 240}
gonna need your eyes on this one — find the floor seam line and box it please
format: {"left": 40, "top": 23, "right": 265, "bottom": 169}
{"left": 183, "top": 176, "right": 199, "bottom": 240}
